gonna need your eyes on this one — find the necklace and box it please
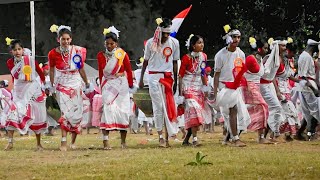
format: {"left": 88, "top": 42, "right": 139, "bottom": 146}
{"left": 59, "top": 46, "right": 71, "bottom": 68}
{"left": 191, "top": 54, "right": 200, "bottom": 73}
{"left": 14, "top": 57, "right": 23, "bottom": 65}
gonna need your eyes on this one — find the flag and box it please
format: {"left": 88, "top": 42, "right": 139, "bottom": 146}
{"left": 170, "top": 5, "right": 192, "bottom": 37}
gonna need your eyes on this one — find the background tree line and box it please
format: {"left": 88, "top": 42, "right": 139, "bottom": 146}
{"left": 0, "top": 0, "right": 319, "bottom": 73}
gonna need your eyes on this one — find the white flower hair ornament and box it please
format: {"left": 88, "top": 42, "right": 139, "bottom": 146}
{"left": 185, "top": 34, "right": 194, "bottom": 48}
{"left": 103, "top": 26, "right": 120, "bottom": 39}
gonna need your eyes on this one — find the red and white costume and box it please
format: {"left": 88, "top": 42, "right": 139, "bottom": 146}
{"left": 276, "top": 60, "right": 299, "bottom": 135}
{"left": 144, "top": 36, "right": 180, "bottom": 137}
{"left": 179, "top": 52, "right": 210, "bottom": 130}
{"left": 48, "top": 45, "right": 86, "bottom": 134}
{"left": 0, "top": 88, "right": 12, "bottom": 128}
{"left": 6, "top": 55, "right": 47, "bottom": 134}
{"left": 260, "top": 41, "right": 286, "bottom": 135}
{"left": 214, "top": 47, "right": 251, "bottom": 133}
{"left": 242, "top": 55, "right": 269, "bottom": 131}
{"left": 97, "top": 48, "right": 133, "bottom": 130}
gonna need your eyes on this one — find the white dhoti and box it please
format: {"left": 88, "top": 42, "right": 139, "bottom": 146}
{"left": 216, "top": 84, "right": 251, "bottom": 135}
{"left": 148, "top": 73, "right": 178, "bottom": 137}
{"left": 260, "top": 83, "right": 284, "bottom": 134}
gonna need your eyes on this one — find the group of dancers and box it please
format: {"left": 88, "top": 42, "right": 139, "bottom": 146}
{"left": 0, "top": 17, "right": 320, "bottom": 151}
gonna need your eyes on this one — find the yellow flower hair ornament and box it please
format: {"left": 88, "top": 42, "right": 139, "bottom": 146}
{"left": 223, "top": 24, "right": 231, "bottom": 34}
{"left": 249, "top": 37, "right": 257, "bottom": 49}
{"left": 103, "top": 28, "right": 111, "bottom": 35}
{"left": 268, "top": 38, "right": 274, "bottom": 45}
{"left": 50, "top": 24, "right": 59, "bottom": 33}
{"left": 139, "top": 57, "right": 144, "bottom": 64}
{"left": 103, "top": 26, "right": 120, "bottom": 39}
{"left": 156, "top": 17, "right": 163, "bottom": 26}
{"left": 287, "top": 37, "right": 293, "bottom": 44}
{"left": 5, "top": 37, "right": 12, "bottom": 46}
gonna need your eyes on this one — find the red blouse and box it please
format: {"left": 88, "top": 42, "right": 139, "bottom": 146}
{"left": 48, "top": 48, "right": 85, "bottom": 70}
{"left": 276, "top": 62, "right": 285, "bottom": 75}
{"left": 97, "top": 51, "right": 133, "bottom": 88}
{"left": 179, "top": 53, "right": 208, "bottom": 78}
{"left": 245, "top": 55, "right": 260, "bottom": 73}
{"left": 6, "top": 58, "right": 45, "bottom": 83}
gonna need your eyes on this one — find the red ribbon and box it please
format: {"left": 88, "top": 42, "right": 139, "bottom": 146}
{"left": 158, "top": 72, "right": 177, "bottom": 122}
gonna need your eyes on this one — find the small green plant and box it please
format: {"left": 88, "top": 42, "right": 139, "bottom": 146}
{"left": 186, "top": 152, "right": 213, "bottom": 166}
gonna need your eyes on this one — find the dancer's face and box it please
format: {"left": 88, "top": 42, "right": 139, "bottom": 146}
{"left": 11, "top": 44, "right": 24, "bottom": 59}
{"left": 279, "top": 44, "right": 287, "bottom": 54}
{"left": 193, "top": 38, "right": 204, "bottom": 52}
{"left": 105, "top": 38, "right": 118, "bottom": 52}
{"left": 230, "top": 35, "right": 241, "bottom": 48}
{"left": 58, "top": 33, "right": 72, "bottom": 48}
{"left": 161, "top": 32, "right": 170, "bottom": 43}
{"left": 258, "top": 43, "right": 269, "bottom": 56}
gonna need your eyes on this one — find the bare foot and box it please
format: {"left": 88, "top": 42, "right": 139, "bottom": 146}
{"left": 121, "top": 143, "right": 127, "bottom": 149}
{"left": 103, "top": 141, "right": 111, "bottom": 150}
{"left": 70, "top": 144, "right": 77, "bottom": 150}
{"left": 159, "top": 138, "right": 166, "bottom": 148}
{"left": 36, "top": 145, "right": 44, "bottom": 151}
{"left": 4, "top": 143, "right": 13, "bottom": 151}
{"left": 234, "top": 140, "right": 246, "bottom": 147}
{"left": 59, "top": 145, "right": 67, "bottom": 151}
{"left": 258, "top": 138, "right": 274, "bottom": 144}
{"left": 103, "top": 146, "right": 112, "bottom": 150}
{"left": 166, "top": 141, "right": 171, "bottom": 148}
{"left": 192, "top": 141, "right": 202, "bottom": 147}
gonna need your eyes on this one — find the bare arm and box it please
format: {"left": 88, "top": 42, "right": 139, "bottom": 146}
{"left": 79, "top": 68, "right": 90, "bottom": 88}
{"left": 49, "top": 67, "right": 55, "bottom": 86}
{"left": 213, "top": 71, "right": 220, "bottom": 99}
{"left": 273, "top": 78, "right": 282, "bottom": 100}
{"left": 178, "top": 76, "right": 183, "bottom": 96}
{"left": 173, "top": 60, "right": 178, "bottom": 94}
{"left": 139, "top": 60, "right": 148, "bottom": 88}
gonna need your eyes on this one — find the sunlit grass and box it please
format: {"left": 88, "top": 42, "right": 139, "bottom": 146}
{"left": 0, "top": 127, "right": 319, "bottom": 179}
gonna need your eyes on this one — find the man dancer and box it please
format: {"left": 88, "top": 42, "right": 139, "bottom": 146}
{"left": 139, "top": 17, "right": 180, "bottom": 147}
{"left": 213, "top": 28, "right": 250, "bottom": 147}
{"left": 295, "top": 39, "right": 320, "bottom": 140}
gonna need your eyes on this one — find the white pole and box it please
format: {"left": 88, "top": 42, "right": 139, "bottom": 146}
{"left": 30, "top": 1, "right": 35, "bottom": 57}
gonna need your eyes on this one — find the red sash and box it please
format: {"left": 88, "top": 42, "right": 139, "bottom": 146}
{"left": 149, "top": 71, "right": 177, "bottom": 122}
{"left": 223, "top": 58, "right": 247, "bottom": 89}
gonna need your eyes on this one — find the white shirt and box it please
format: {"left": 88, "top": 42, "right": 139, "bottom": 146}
{"left": 144, "top": 36, "right": 180, "bottom": 72}
{"left": 214, "top": 47, "right": 246, "bottom": 82}
{"left": 298, "top": 51, "right": 316, "bottom": 79}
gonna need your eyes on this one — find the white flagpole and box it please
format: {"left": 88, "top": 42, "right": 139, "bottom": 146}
{"left": 30, "top": 1, "right": 35, "bottom": 57}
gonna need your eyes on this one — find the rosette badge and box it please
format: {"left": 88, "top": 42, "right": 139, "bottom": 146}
{"left": 72, "top": 54, "right": 82, "bottom": 69}
{"left": 23, "top": 65, "right": 32, "bottom": 81}
{"left": 115, "top": 48, "right": 126, "bottom": 66}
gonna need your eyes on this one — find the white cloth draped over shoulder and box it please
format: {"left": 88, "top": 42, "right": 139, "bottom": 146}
{"left": 100, "top": 48, "right": 131, "bottom": 130}
{"left": 6, "top": 55, "right": 47, "bottom": 134}
{"left": 53, "top": 46, "right": 86, "bottom": 134}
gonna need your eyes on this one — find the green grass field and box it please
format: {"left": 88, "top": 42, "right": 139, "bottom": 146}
{"left": 0, "top": 127, "right": 319, "bottom": 180}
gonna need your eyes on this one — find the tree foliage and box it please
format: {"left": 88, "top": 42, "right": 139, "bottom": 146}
{"left": 0, "top": 0, "right": 319, "bottom": 72}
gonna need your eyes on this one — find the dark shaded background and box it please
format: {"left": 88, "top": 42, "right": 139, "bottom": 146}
{"left": 1, "top": 0, "right": 319, "bottom": 74}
